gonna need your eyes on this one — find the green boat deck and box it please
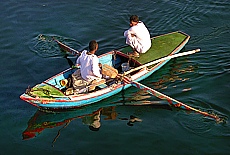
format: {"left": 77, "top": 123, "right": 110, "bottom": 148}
{"left": 121, "top": 31, "right": 189, "bottom": 65}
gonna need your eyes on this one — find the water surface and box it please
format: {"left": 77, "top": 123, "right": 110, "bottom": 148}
{"left": 0, "top": 0, "right": 229, "bottom": 154}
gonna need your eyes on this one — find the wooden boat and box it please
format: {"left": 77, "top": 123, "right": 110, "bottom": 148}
{"left": 20, "top": 31, "right": 191, "bottom": 110}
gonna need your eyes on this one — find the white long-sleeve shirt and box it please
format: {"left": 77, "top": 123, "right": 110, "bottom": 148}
{"left": 124, "top": 21, "right": 151, "bottom": 53}
{"left": 76, "top": 50, "right": 102, "bottom": 81}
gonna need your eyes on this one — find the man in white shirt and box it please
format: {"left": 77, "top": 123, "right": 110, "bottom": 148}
{"left": 124, "top": 15, "right": 151, "bottom": 57}
{"left": 76, "top": 40, "right": 102, "bottom": 82}
{"left": 73, "top": 40, "right": 118, "bottom": 93}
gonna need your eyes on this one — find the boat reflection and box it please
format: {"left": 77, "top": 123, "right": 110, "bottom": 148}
{"left": 22, "top": 105, "right": 113, "bottom": 140}
{"left": 22, "top": 101, "right": 171, "bottom": 142}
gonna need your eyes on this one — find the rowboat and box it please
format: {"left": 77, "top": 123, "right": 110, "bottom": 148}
{"left": 20, "top": 31, "right": 191, "bottom": 109}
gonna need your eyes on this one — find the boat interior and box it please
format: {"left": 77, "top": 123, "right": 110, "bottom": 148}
{"left": 43, "top": 51, "right": 141, "bottom": 95}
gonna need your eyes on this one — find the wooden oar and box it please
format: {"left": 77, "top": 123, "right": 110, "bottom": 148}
{"left": 54, "top": 39, "right": 80, "bottom": 56}
{"left": 122, "top": 76, "right": 221, "bottom": 121}
{"left": 53, "top": 39, "right": 80, "bottom": 67}
{"left": 124, "top": 49, "right": 200, "bottom": 75}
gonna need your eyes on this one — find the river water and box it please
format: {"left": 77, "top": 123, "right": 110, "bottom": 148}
{"left": 0, "top": 0, "right": 229, "bottom": 154}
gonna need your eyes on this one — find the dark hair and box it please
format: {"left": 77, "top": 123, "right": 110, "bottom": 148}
{"left": 130, "top": 15, "right": 139, "bottom": 22}
{"left": 89, "top": 40, "right": 98, "bottom": 51}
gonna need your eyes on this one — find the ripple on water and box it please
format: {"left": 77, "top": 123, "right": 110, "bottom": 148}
{"left": 29, "top": 34, "right": 84, "bottom": 58}
{"left": 175, "top": 96, "right": 229, "bottom": 138}
{"left": 177, "top": 111, "right": 229, "bottom": 138}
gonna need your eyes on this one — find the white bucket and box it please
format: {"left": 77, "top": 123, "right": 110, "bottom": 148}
{"left": 121, "top": 63, "right": 130, "bottom": 72}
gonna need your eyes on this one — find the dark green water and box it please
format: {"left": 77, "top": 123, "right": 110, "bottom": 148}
{"left": 0, "top": 0, "right": 229, "bottom": 154}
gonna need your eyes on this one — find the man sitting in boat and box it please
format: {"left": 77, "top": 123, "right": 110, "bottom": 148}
{"left": 71, "top": 40, "right": 118, "bottom": 94}
{"left": 76, "top": 40, "right": 103, "bottom": 81}
{"left": 124, "top": 15, "right": 151, "bottom": 57}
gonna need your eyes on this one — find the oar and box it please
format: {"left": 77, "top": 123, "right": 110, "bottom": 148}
{"left": 122, "top": 76, "right": 221, "bottom": 122}
{"left": 53, "top": 39, "right": 80, "bottom": 68}
{"left": 52, "top": 120, "right": 71, "bottom": 147}
{"left": 53, "top": 39, "right": 81, "bottom": 56}
{"left": 124, "top": 49, "right": 200, "bottom": 76}
{"left": 63, "top": 54, "right": 75, "bottom": 68}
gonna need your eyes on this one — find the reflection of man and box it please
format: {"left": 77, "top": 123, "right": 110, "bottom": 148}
{"left": 127, "top": 115, "right": 142, "bottom": 126}
{"left": 81, "top": 107, "right": 118, "bottom": 131}
{"left": 82, "top": 111, "right": 101, "bottom": 131}
{"left": 102, "top": 106, "right": 117, "bottom": 120}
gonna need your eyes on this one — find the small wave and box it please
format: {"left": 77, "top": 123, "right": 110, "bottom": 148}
{"left": 167, "top": 84, "right": 230, "bottom": 136}
{"left": 190, "top": 25, "right": 230, "bottom": 45}
{"left": 29, "top": 34, "right": 83, "bottom": 58}
{"left": 176, "top": 109, "right": 229, "bottom": 137}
